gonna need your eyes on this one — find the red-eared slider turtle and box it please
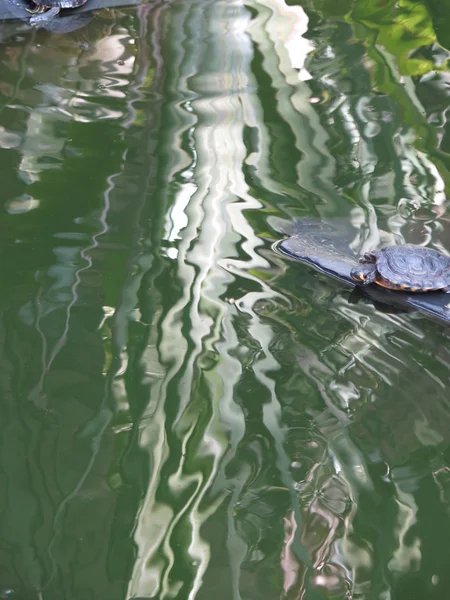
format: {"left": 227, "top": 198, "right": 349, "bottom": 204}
{"left": 275, "top": 217, "right": 450, "bottom": 324}
{"left": 350, "top": 244, "right": 450, "bottom": 292}
{"left": 27, "top": 0, "right": 87, "bottom": 24}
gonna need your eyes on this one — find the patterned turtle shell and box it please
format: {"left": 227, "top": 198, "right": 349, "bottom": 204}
{"left": 30, "top": 0, "right": 86, "bottom": 9}
{"left": 351, "top": 244, "right": 450, "bottom": 292}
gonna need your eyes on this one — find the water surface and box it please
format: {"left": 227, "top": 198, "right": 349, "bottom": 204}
{"left": 0, "top": 0, "right": 450, "bottom": 598}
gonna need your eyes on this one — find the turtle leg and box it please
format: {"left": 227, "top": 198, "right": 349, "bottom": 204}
{"left": 443, "top": 286, "right": 450, "bottom": 294}
{"left": 350, "top": 264, "right": 378, "bottom": 285}
{"left": 359, "top": 251, "right": 378, "bottom": 264}
{"left": 29, "top": 6, "right": 60, "bottom": 24}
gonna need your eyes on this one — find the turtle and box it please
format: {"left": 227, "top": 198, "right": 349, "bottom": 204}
{"left": 27, "top": 0, "right": 87, "bottom": 24}
{"left": 276, "top": 218, "right": 450, "bottom": 323}
{"left": 350, "top": 244, "right": 450, "bottom": 293}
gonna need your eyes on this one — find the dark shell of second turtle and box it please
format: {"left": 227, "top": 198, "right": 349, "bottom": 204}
{"left": 372, "top": 244, "right": 450, "bottom": 291}
{"left": 32, "top": 0, "right": 86, "bottom": 8}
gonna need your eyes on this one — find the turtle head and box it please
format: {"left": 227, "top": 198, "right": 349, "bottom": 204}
{"left": 350, "top": 264, "right": 377, "bottom": 285}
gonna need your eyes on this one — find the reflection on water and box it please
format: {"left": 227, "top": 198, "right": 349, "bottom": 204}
{"left": 1, "top": 0, "right": 450, "bottom": 598}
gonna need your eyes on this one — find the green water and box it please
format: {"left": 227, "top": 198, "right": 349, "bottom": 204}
{"left": 1, "top": 0, "right": 450, "bottom": 598}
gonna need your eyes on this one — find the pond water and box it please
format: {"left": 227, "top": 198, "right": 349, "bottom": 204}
{"left": 1, "top": 0, "right": 450, "bottom": 598}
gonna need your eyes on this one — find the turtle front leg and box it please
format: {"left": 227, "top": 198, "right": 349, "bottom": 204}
{"left": 443, "top": 285, "right": 450, "bottom": 294}
{"left": 359, "top": 251, "right": 378, "bottom": 264}
{"left": 29, "top": 5, "right": 60, "bottom": 24}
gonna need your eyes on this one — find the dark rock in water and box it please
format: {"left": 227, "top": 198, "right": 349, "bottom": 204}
{"left": 0, "top": 0, "right": 140, "bottom": 32}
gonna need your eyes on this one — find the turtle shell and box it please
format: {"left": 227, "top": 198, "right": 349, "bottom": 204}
{"left": 32, "top": 0, "right": 86, "bottom": 8}
{"left": 375, "top": 244, "right": 450, "bottom": 291}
